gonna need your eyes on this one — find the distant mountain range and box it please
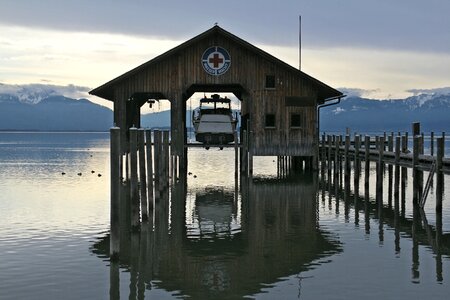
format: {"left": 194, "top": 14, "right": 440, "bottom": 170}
{"left": 0, "top": 84, "right": 449, "bottom": 132}
{"left": 320, "top": 93, "right": 450, "bottom": 133}
{"left": 0, "top": 94, "right": 113, "bottom": 131}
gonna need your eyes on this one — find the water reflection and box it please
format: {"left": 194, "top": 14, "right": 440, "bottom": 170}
{"left": 92, "top": 158, "right": 450, "bottom": 299}
{"left": 92, "top": 173, "right": 342, "bottom": 299}
{"left": 319, "top": 163, "right": 450, "bottom": 284}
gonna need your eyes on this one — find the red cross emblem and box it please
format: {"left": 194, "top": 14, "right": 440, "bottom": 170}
{"left": 202, "top": 46, "right": 231, "bottom": 76}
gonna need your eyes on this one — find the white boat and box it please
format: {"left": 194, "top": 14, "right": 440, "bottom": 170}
{"left": 192, "top": 94, "right": 238, "bottom": 145}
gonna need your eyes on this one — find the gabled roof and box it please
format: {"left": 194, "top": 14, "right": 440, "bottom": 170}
{"left": 90, "top": 25, "right": 342, "bottom": 102}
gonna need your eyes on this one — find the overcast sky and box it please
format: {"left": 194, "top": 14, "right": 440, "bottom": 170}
{"left": 1, "top": 0, "right": 449, "bottom": 104}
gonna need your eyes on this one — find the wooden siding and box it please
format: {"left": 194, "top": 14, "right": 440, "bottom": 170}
{"left": 92, "top": 27, "right": 340, "bottom": 157}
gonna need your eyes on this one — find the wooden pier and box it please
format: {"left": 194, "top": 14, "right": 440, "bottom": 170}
{"left": 319, "top": 123, "right": 447, "bottom": 217}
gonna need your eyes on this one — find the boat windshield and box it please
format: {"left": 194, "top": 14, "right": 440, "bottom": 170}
{"left": 200, "top": 101, "right": 231, "bottom": 110}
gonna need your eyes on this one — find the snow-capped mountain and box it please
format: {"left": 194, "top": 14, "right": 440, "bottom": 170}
{"left": 320, "top": 93, "right": 450, "bottom": 133}
{"left": 0, "top": 83, "right": 91, "bottom": 104}
{"left": 0, "top": 87, "right": 113, "bottom": 131}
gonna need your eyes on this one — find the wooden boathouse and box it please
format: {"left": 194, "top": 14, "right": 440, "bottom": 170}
{"left": 90, "top": 25, "right": 343, "bottom": 171}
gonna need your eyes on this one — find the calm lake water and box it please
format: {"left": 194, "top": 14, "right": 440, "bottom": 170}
{"left": 0, "top": 132, "right": 449, "bottom": 299}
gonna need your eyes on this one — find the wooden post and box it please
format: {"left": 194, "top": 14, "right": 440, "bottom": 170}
{"left": 138, "top": 129, "right": 148, "bottom": 221}
{"left": 388, "top": 133, "right": 393, "bottom": 153}
{"left": 412, "top": 135, "right": 420, "bottom": 204}
{"left": 333, "top": 135, "right": 339, "bottom": 183}
{"left": 430, "top": 132, "right": 434, "bottom": 156}
{"left": 395, "top": 136, "right": 401, "bottom": 164}
{"left": 344, "top": 134, "right": 350, "bottom": 180}
{"left": 436, "top": 137, "right": 444, "bottom": 211}
{"left": 110, "top": 127, "right": 121, "bottom": 259}
{"left": 234, "top": 131, "right": 238, "bottom": 177}
{"left": 241, "top": 130, "right": 248, "bottom": 174}
{"left": 248, "top": 130, "right": 253, "bottom": 176}
{"left": 355, "top": 134, "right": 360, "bottom": 161}
{"left": 412, "top": 135, "right": 419, "bottom": 169}
{"left": 388, "top": 134, "right": 393, "bottom": 208}
{"left": 327, "top": 135, "right": 332, "bottom": 180}
{"left": 163, "top": 130, "right": 170, "bottom": 189}
{"left": 402, "top": 135, "right": 408, "bottom": 153}
{"left": 378, "top": 136, "right": 385, "bottom": 164}
{"left": 321, "top": 133, "right": 326, "bottom": 162}
{"left": 321, "top": 133, "right": 326, "bottom": 178}
{"left": 419, "top": 134, "right": 424, "bottom": 155}
{"left": 364, "top": 135, "right": 370, "bottom": 190}
{"left": 412, "top": 122, "right": 420, "bottom": 136}
{"left": 376, "top": 136, "right": 385, "bottom": 205}
{"left": 129, "top": 127, "right": 140, "bottom": 230}
{"left": 405, "top": 132, "right": 409, "bottom": 152}
{"left": 153, "top": 130, "right": 161, "bottom": 202}
{"left": 145, "top": 130, "right": 154, "bottom": 212}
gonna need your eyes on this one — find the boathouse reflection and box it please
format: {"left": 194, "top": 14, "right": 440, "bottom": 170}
{"left": 92, "top": 173, "right": 342, "bottom": 299}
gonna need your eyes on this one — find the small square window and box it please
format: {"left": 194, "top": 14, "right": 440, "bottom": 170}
{"left": 265, "top": 75, "right": 275, "bottom": 89}
{"left": 265, "top": 114, "right": 276, "bottom": 128}
{"left": 291, "top": 114, "right": 301, "bottom": 128}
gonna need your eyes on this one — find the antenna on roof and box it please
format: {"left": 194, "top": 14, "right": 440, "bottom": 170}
{"left": 299, "top": 15, "right": 302, "bottom": 71}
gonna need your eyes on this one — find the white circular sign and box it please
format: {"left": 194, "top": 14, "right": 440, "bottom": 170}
{"left": 201, "top": 46, "right": 231, "bottom": 76}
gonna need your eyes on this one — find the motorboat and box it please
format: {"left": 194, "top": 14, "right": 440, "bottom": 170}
{"left": 192, "top": 94, "right": 238, "bottom": 145}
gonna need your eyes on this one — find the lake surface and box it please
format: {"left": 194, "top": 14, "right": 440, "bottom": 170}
{"left": 0, "top": 132, "right": 449, "bottom": 299}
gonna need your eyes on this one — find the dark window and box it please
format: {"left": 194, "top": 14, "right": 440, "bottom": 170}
{"left": 291, "top": 114, "right": 301, "bottom": 128}
{"left": 265, "top": 114, "right": 276, "bottom": 128}
{"left": 265, "top": 75, "right": 275, "bottom": 89}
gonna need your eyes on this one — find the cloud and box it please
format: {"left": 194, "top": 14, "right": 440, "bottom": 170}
{"left": 406, "top": 87, "right": 450, "bottom": 96}
{"left": 0, "top": 83, "right": 91, "bottom": 100}
{"left": 338, "top": 88, "right": 380, "bottom": 98}
{"left": 1, "top": 0, "right": 449, "bottom": 53}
